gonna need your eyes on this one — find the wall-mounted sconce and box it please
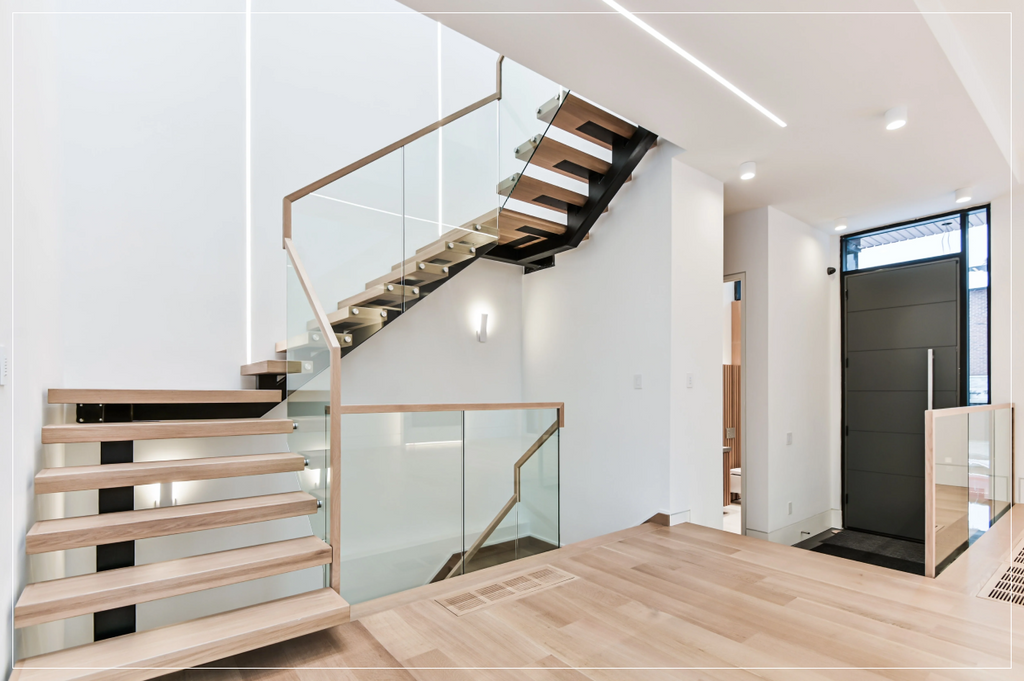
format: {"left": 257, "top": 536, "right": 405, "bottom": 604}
{"left": 477, "top": 313, "right": 488, "bottom": 343}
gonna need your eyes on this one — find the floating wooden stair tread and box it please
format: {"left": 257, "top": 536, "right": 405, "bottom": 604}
{"left": 240, "top": 360, "right": 302, "bottom": 376}
{"left": 275, "top": 331, "right": 352, "bottom": 354}
{"left": 34, "top": 452, "right": 307, "bottom": 494}
{"left": 515, "top": 135, "right": 611, "bottom": 182}
{"left": 334, "top": 283, "right": 419, "bottom": 312}
{"left": 538, "top": 92, "right": 637, "bottom": 149}
{"left": 429, "top": 221, "right": 499, "bottom": 249}
{"left": 489, "top": 208, "right": 567, "bottom": 246}
{"left": 25, "top": 492, "right": 318, "bottom": 554}
{"left": 498, "top": 174, "right": 588, "bottom": 214}
{"left": 14, "top": 536, "right": 331, "bottom": 628}
{"left": 11, "top": 587, "right": 349, "bottom": 681}
{"left": 47, "top": 389, "right": 280, "bottom": 405}
{"left": 393, "top": 240, "right": 478, "bottom": 271}
{"left": 365, "top": 260, "right": 450, "bottom": 289}
{"left": 41, "top": 418, "right": 295, "bottom": 444}
{"left": 322, "top": 304, "right": 388, "bottom": 330}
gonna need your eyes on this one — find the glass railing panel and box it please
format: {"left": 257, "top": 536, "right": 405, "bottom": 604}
{"left": 338, "top": 411, "right": 463, "bottom": 604}
{"left": 463, "top": 408, "right": 560, "bottom": 574}
{"left": 290, "top": 147, "right": 403, "bottom": 346}
{"left": 463, "top": 409, "right": 522, "bottom": 575}
{"left": 402, "top": 102, "right": 499, "bottom": 311}
{"left": 992, "top": 407, "right": 1013, "bottom": 521}
{"left": 517, "top": 414, "right": 559, "bottom": 559}
{"left": 284, "top": 260, "right": 330, "bottom": 577}
{"left": 498, "top": 58, "right": 563, "bottom": 189}
{"left": 967, "top": 409, "right": 995, "bottom": 542}
{"left": 933, "top": 412, "right": 969, "bottom": 573}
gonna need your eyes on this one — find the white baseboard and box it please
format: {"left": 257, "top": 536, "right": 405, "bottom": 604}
{"left": 749, "top": 509, "right": 838, "bottom": 546}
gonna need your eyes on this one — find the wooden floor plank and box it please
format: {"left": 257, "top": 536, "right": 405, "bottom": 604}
{"left": 45, "top": 509, "right": 1021, "bottom": 679}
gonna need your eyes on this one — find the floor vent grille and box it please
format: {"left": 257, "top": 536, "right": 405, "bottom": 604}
{"left": 435, "top": 564, "right": 576, "bottom": 616}
{"left": 977, "top": 536, "right": 1024, "bottom": 606}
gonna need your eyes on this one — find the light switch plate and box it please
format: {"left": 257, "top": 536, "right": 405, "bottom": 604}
{"left": 633, "top": 374, "right": 642, "bottom": 390}
{"left": 0, "top": 345, "right": 6, "bottom": 386}
{"left": 786, "top": 432, "right": 793, "bottom": 445}
{"left": 686, "top": 373, "right": 693, "bottom": 388}
{"left": 726, "top": 427, "right": 735, "bottom": 439}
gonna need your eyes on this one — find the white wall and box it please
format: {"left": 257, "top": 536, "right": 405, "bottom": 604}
{"left": 668, "top": 159, "right": 725, "bottom": 529}
{"left": 724, "top": 207, "right": 839, "bottom": 544}
{"left": 521, "top": 145, "right": 724, "bottom": 544}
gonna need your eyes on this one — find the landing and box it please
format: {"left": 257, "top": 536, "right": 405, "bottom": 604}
{"left": 169, "top": 509, "right": 1024, "bottom": 679}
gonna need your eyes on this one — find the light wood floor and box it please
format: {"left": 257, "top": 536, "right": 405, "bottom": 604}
{"left": 165, "top": 506, "right": 1024, "bottom": 680}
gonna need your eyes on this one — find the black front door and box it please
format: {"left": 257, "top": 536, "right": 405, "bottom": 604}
{"left": 843, "top": 258, "right": 960, "bottom": 541}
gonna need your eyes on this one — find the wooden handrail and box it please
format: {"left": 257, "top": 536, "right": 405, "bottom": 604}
{"left": 926, "top": 403, "right": 1013, "bottom": 418}
{"left": 331, "top": 402, "right": 564, "bottom": 427}
{"left": 282, "top": 54, "right": 505, "bottom": 246}
{"left": 446, "top": 417, "right": 561, "bottom": 579}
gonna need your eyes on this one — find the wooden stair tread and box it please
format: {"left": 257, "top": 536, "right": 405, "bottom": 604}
{"left": 25, "top": 492, "right": 318, "bottom": 554}
{"left": 47, "top": 389, "right": 280, "bottom": 405}
{"left": 392, "top": 239, "right": 478, "bottom": 272}
{"left": 515, "top": 135, "right": 610, "bottom": 182}
{"left": 274, "top": 331, "right": 352, "bottom": 354}
{"left": 11, "top": 587, "right": 349, "bottom": 681}
{"left": 498, "top": 174, "right": 588, "bottom": 214}
{"left": 240, "top": 360, "right": 301, "bottom": 376}
{"left": 41, "top": 418, "right": 295, "bottom": 444}
{"left": 34, "top": 453, "right": 307, "bottom": 494}
{"left": 15, "top": 536, "right": 331, "bottom": 629}
{"left": 365, "top": 260, "right": 450, "bottom": 289}
{"left": 487, "top": 208, "right": 567, "bottom": 246}
{"left": 323, "top": 305, "right": 388, "bottom": 330}
{"left": 334, "top": 283, "right": 419, "bottom": 312}
{"left": 539, "top": 92, "right": 636, "bottom": 149}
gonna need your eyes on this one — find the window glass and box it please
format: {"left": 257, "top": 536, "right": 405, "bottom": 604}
{"left": 967, "top": 208, "right": 989, "bottom": 404}
{"left": 842, "top": 215, "right": 961, "bottom": 272}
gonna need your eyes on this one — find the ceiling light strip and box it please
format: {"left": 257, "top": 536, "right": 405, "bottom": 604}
{"left": 601, "top": 0, "right": 787, "bottom": 128}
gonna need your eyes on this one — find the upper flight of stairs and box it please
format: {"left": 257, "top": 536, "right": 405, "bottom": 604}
{"left": 277, "top": 90, "right": 655, "bottom": 356}
{"left": 14, "top": 388, "right": 348, "bottom": 680}
{"left": 483, "top": 91, "right": 656, "bottom": 272}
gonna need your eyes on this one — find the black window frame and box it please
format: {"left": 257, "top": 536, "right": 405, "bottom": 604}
{"left": 838, "top": 204, "right": 991, "bottom": 529}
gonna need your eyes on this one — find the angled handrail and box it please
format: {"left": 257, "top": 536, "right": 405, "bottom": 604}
{"left": 283, "top": 237, "right": 342, "bottom": 592}
{"left": 282, "top": 54, "right": 505, "bottom": 245}
{"left": 445, "top": 417, "right": 560, "bottom": 579}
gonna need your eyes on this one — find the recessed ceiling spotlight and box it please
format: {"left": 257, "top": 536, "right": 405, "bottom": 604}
{"left": 834, "top": 219, "right": 848, "bottom": 232}
{"left": 739, "top": 161, "right": 756, "bottom": 180}
{"left": 885, "top": 106, "right": 908, "bottom": 131}
{"left": 955, "top": 187, "right": 973, "bottom": 204}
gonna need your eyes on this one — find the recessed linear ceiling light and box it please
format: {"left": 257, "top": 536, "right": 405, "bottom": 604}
{"left": 739, "top": 162, "right": 756, "bottom": 180}
{"left": 955, "top": 187, "right": 974, "bottom": 204}
{"left": 601, "top": 0, "right": 787, "bottom": 128}
{"left": 885, "top": 106, "right": 908, "bottom": 130}
{"left": 834, "top": 219, "right": 848, "bottom": 232}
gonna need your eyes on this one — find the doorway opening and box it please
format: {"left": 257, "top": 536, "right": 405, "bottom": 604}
{"left": 722, "top": 275, "right": 744, "bottom": 535}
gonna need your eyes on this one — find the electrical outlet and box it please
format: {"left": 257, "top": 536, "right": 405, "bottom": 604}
{"left": 633, "top": 374, "right": 642, "bottom": 390}
{"left": 786, "top": 432, "right": 793, "bottom": 445}
{"left": 787, "top": 501, "right": 793, "bottom": 515}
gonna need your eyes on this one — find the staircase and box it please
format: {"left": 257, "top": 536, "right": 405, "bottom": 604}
{"left": 13, "top": 67, "right": 643, "bottom": 678}
{"left": 12, "top": 389, "right": 348, "bottom": 681}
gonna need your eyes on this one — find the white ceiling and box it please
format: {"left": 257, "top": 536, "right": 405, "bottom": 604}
{"left": 402, "top": 0, "right": 1021, "bottom": 234}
